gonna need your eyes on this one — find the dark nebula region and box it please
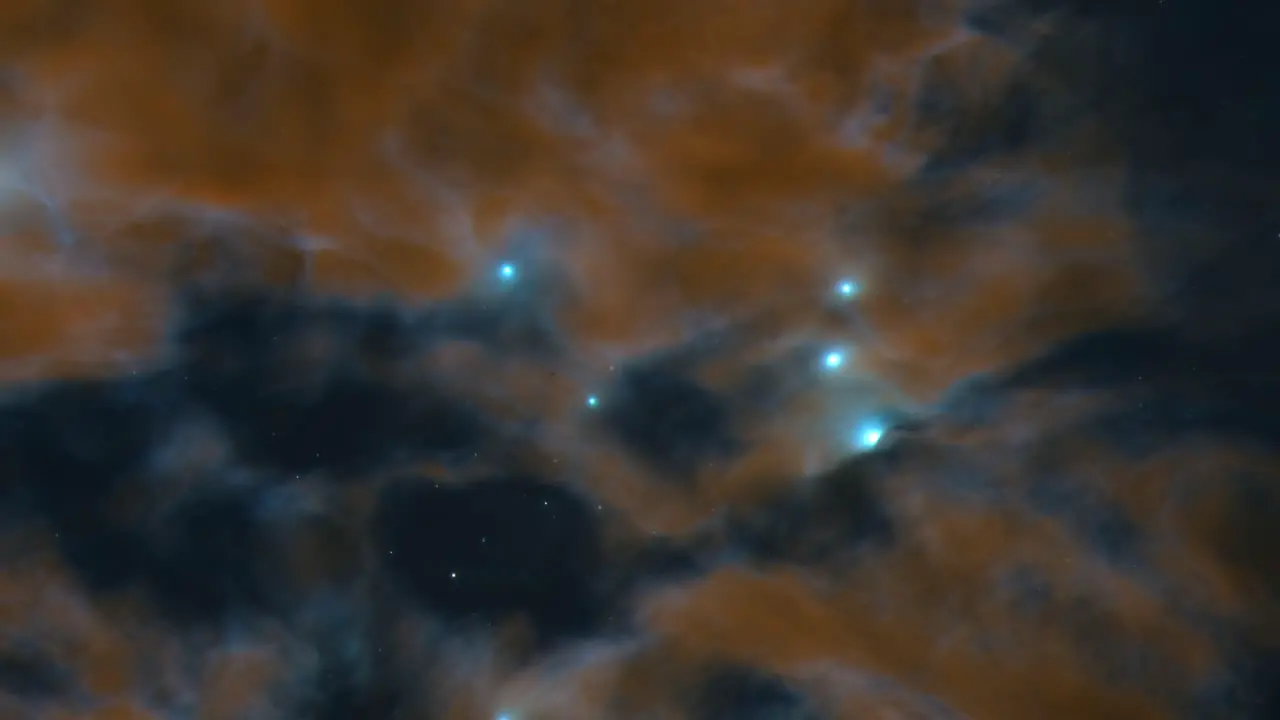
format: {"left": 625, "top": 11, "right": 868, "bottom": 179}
{"left": 0, "top": 0, "right": 1277, "bottom": 718}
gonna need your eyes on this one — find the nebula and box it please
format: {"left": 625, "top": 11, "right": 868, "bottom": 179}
{"left": 0, "top": 0, "right": 1277, "bottom": 718}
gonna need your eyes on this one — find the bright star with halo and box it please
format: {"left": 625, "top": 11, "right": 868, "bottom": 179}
{"left": 853, "top": 419, "right": 885, "bottom": 450}
{"left": 834, "top": 277, "right": 860, "bottom": 299}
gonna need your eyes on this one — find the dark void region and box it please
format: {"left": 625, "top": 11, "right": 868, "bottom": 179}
{"left": 295, "top": 631, "right": 406, "bottom": 720}
{"left": 970, "top": 0, "right": 1280, "bottom": 327}
{"left": 0, "top": 285, "right": 762, "bottom": 641}
{"left": 690, "top": 665, "right": 823, "bottom": 720}
{"left": 725, "top": 454, "right": 894, "bottom": 566}
{"left": 0, "top": 645, "right": 70, "bottom": 703}
{"left": 145, "top": 483, "right": 274, "bottom": 624}
{"left": 0, "top": 289, "right": 504, "bottom": 626}
{"left": 1190, "top": 638, "right": 1280, "bottom": 720}
{"left": 374, "top": 476, "right": 603, "bottom": 645}
{"left": 597, "top": 363, "right": 740, "bottom": 481}
{"left": 176, "top": 291, "right": 489, "bottom": 475}
{"left": 1002, "top": 325, "right": 1280, "bottom": 449}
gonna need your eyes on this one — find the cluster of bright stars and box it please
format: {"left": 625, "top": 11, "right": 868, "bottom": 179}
{"left": 826, "top": 277, "right": 883, "bottom": 450}
{"left": 824, "top": 345, "right": 886, "bottom": 452}
{"left": 496, "top": 262, "right": 883, "bottom": 453}
{"left": 483, "top": 271, "right": 882, "bottom": 720}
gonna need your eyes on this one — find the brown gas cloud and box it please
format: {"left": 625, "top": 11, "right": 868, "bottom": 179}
{"left": 0, "top": 0, "right": 1144, "bottom": 394}
{"left": 0, "top": 2, "right": 1239, "bottom": 719}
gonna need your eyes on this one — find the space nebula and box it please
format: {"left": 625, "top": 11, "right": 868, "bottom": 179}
{"left": 0, "top": 0, "right": 1277, "bottom": 718}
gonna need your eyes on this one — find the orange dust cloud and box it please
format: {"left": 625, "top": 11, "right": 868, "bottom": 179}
{"left": 642, "top": 564, "right": 1177, "bottom": 720}
{"left": 0, "top": 256, "right": 167, "bottom": 382}
{"left": 0, "top": 0, "right": 1148, "bottom": 398}
{"left": 197, "top": 645, "right": 282, "bottom": 720}
{"left": 629, "top": 422, "right": 1254, "bottom": 720}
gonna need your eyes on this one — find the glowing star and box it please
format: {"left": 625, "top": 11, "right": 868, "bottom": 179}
{"left": 834, "top": 278, "right": 860, "bottom": 299}
{"left": 496, "top": 714, "right": 514, "bottom": 720}
{"left": 823, "top": 350, "right": 846, "bottom": 371}
{"left": 854, "top": 420, "right": 885, "bottom": 450}
{"left": 497, "top": 262, "right": 517, "bottom": 282}
{"left": 586, "top": 394, "right": 600, "bottom": 408}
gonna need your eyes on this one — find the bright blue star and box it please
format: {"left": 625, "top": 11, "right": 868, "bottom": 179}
{"left": 834, "top": 278, "right": 860, "bottom": 299}
{"left": 823, "top": 350, "right": 845, "bottom": 370}
{"left": 853, "top": 420, "right": 885, "bottom": 450}
{"left": 586, "top": 394, "right": 599, "bottom": 408}
{"left": 498, "top": 263, "right": 517, "bottom": 282}
{"left": 496, "top": 714, "right": 514, "bottom": 720}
